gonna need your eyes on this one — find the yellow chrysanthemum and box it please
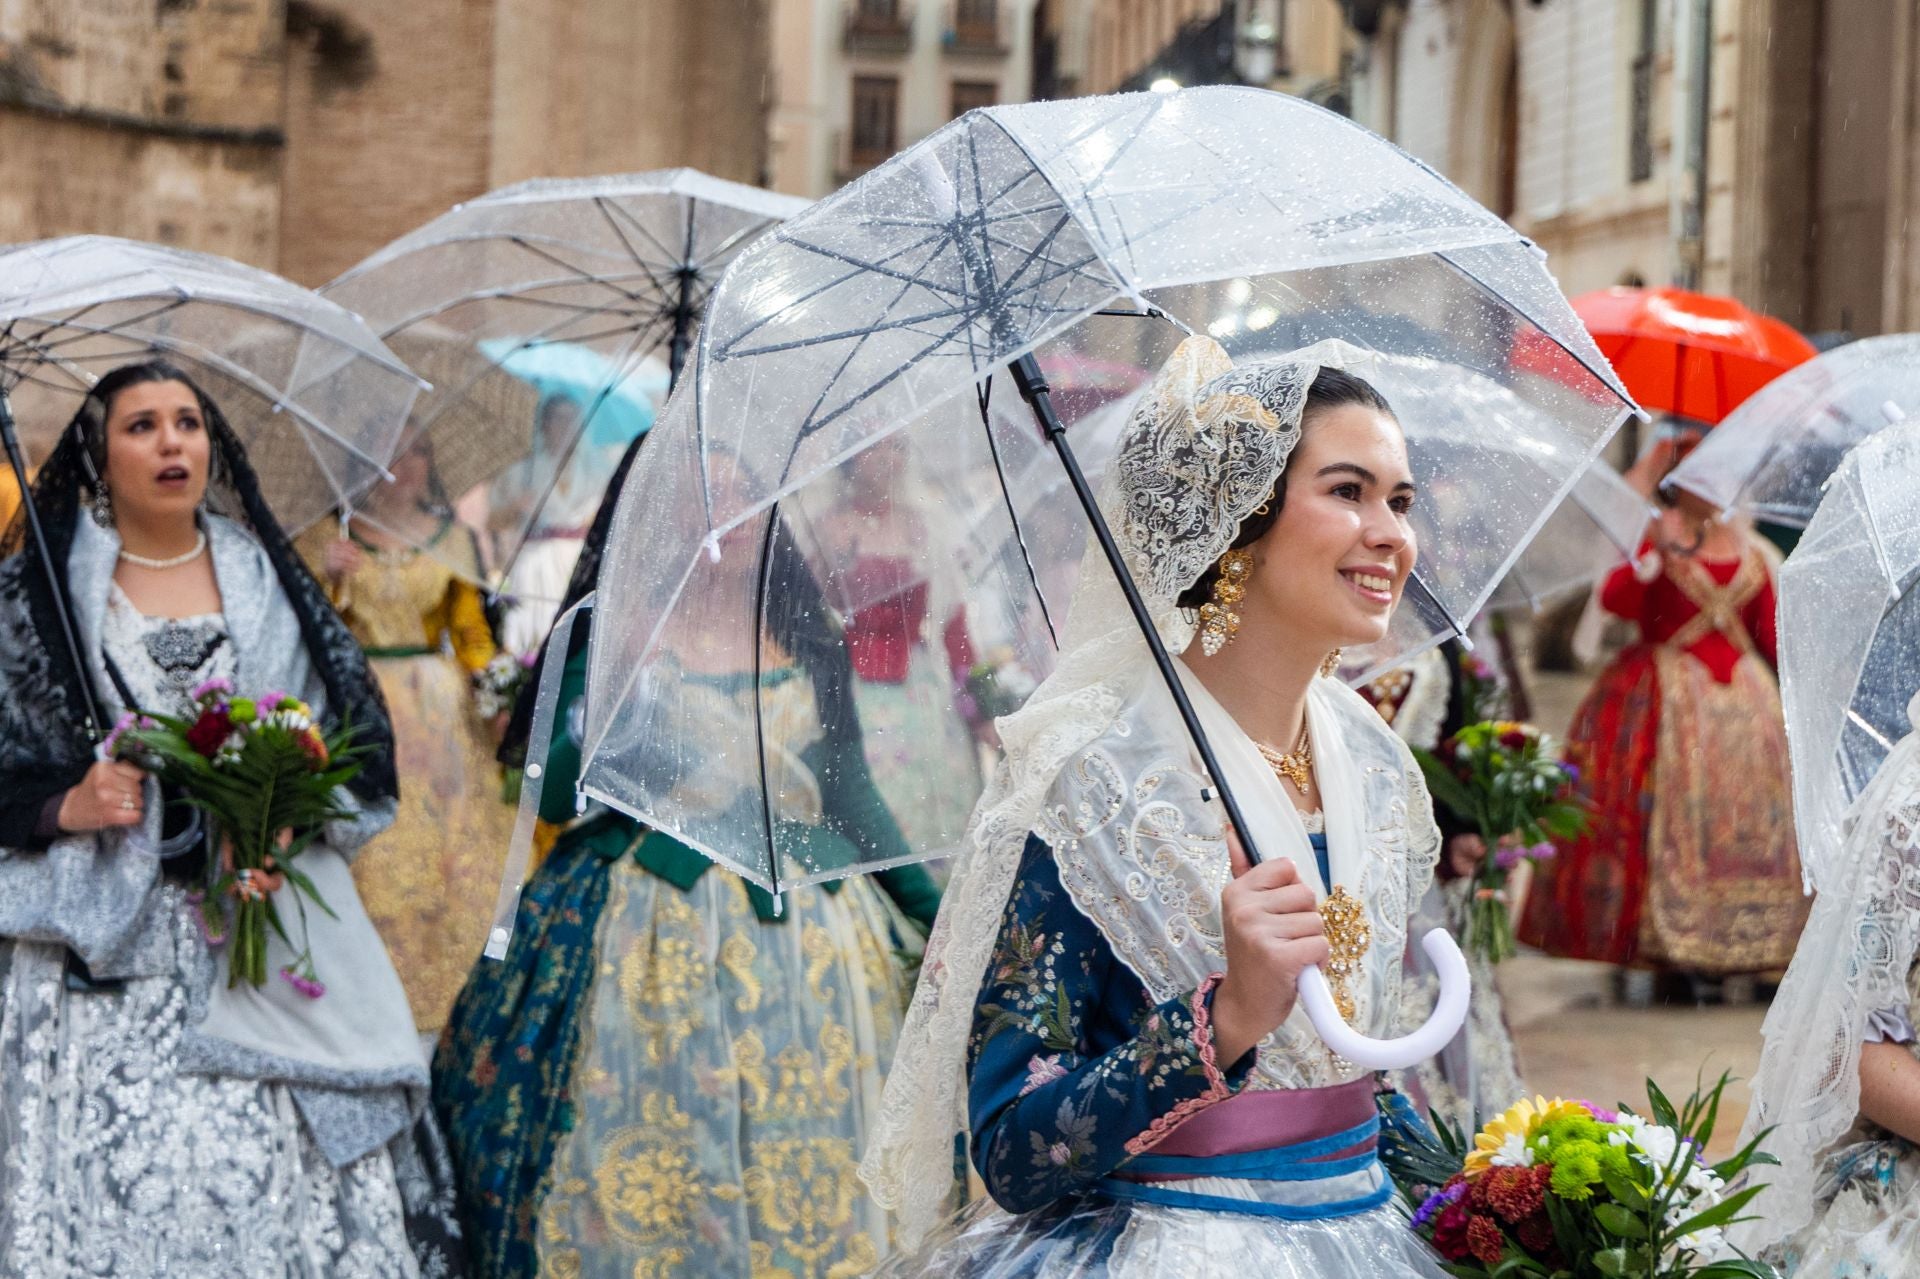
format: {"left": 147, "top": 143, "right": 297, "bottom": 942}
{"left": 1463, "top": 1096, "right": 1588, "bottom": 1176}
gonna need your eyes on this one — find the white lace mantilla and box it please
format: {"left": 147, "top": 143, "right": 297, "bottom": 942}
{"left": 858, "top": 334, "right": 1425, "bottom": 1244}
{"left": 1738, "top": 691, "right": 1920, "bottom": 1253}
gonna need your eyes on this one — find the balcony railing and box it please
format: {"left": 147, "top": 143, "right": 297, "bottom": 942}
{"left": 845, "top": 2, "right": 913, "bottom": 54}
{"left": 944, "top": 1, "right": 1008, "bottom": 56}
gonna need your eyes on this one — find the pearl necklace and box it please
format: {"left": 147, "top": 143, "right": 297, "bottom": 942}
{"left": 118, "top": 529, "right": 207, "bottom": 570}
{"left": 1255, "top": 720, "right": 1314, "bottom": 792}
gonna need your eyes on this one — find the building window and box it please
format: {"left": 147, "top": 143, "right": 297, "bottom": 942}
{"left": 859, "top": 0, "right": 900, "bottom": 19}
{"left": 851, "top": 76, "right": 900, "bottom": 167}
{"left": 951, "top": 79, "right": 997, "bottom": 118}
{"left": 955, "top": 0, "right": 996, "bottom": 27}
{"left": 1628, "top": 0, "right": 1656, "bottom": 182}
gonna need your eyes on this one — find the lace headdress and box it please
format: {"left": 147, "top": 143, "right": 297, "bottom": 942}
{"left": 1736, "top": 690, "right": 1920, "bottom": 1250}
{"left": 858, "top": 334, "right": 1407, "bottom": 1241}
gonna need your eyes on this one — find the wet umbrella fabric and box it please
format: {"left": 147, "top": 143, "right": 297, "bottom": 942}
{"left": 1667, "top": 333, "right": 1920, "bottom": 527}
{"left": 1777, "top": 420, "right": 1920, "bottom": 892}
{"left": 322, "top": 170, "right": 806, "bottom": 593}
{"left": 0, "top": 236, "right": 424, "bottom": 533}
{"left": 1570, "top": 285, "right": 1816, "bottom": 426}
{"left": 570, "top": 86, "right": 1636, "bottom": 898}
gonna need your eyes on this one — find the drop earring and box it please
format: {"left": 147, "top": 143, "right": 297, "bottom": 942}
{"left": 1320, "top": 648, "right": 1343, "bottom": 678}
{"left": 1197, "top": 548, "right": 1253, "bottom": 656}
{"left": 89, "top": 482, "right": 113, "bottom": 529}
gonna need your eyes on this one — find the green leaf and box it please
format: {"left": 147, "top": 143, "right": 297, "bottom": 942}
{"left": 1692, "top": 1262, "right": 1783, "bottom": 1279}
{"left": 1644, "top": 1077, "right": 1680, "bottom": 1130}
{"left": 1592, "top": 1202, "right": 1646, "bottom": 1239}
{"left": 1668, "top": 1183, "right": 1766, "bottom": 1239}
{"left": 1599, "top": 1165, "right": 1649, "bottom": 1207}
{"left": 1590, "top": 1246, "right": 1630, "bottom": 1278}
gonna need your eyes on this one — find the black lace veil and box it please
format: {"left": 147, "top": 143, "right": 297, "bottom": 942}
{"left": 0, "top": 363, "right": 397, "bottom": 847}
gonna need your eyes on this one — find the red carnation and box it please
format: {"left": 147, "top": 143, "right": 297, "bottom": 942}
{"left": 185, "top": 707, "right": 233, "bottom": 759}
{"left": 1431, "top": 1201, "right": 1473, "bottom": 1262}
{"left": 1513, "top": 1212, "right": 1556, "bottom": 1254}
{"left": 1484, "top": 1164, "right": 1550, "bottom": 1223}
{"left": 1499, "top": 728, "right": 1529, "bottom": 749}
{"left": 1466, "top": 1214, "right": 1507, "bottom": 1267}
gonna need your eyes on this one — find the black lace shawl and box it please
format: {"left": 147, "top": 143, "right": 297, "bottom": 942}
{"left": 0, "top": 391, "right": 398, "bottom": 848}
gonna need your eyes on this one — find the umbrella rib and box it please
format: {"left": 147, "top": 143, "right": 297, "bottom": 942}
{"left": 602, "top": 197, "right": 691, "bottom": 272}
{"left": 711, "top": 227, "right": 959, "bottom": 360}
{"left": 401, "top": 298, "right": 655, "bottom": 435}
{"left": 506, "top": 236, "right": 648, "bottom": 305}
{"left": 11, "top": 297, "right": 189, "bottom": 358}
{"left": 592, "top": 196, "right": 664, "bottom": 292}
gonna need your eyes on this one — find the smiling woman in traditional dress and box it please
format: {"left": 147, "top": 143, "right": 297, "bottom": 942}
{"left": 861, "top": 335, "right": 1450, "bottom": 1276}
{"left": 0, "top": 361, "right": 461, "bottom": 1276}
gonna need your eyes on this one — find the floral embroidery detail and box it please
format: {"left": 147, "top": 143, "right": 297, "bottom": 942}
{"left": 1023, "top": 1054, "right": 1069, "bottom": 1095}
{"left": 1125, "top": 972, "right": 1234, "bottom": 1156}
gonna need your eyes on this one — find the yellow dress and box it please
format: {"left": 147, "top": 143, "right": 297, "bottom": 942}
{"left": 298, "top": 522, "right": 516, "bottom": 1035}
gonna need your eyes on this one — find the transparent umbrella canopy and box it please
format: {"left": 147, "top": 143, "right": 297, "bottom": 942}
{"left": 1667, "top": 333, "right": 1920, "bottom": 527}
{"left": 322, "top": 170, "right": 807, "bottom": 600}
{"left": 570, "top": 86, "right": 1637, "bottom": 898}
{"left": 1778, "top": 420, "right": 1920, "bottom": 892}
{"left": 0, "top": 235, "right": 424, "bottom": 534}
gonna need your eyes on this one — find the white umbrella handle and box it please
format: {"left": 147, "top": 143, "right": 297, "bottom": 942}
{"left": 1294, "top": 928, "right": 1471, "bottom": 1070}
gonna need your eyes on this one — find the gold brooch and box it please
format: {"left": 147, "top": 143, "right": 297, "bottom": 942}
{"left": 1255, "top": 723, "right": 1313, "bottom": 793}
{"left": 1318, "top": 885, "right": 1371, "bottom": 1023}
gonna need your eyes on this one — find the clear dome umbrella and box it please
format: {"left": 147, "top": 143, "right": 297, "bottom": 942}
{"left": 322, "top": 170, "right": 807, "bottom": 614}
{"left": 0, "top": 235, "right": 425, "bottom": 739}
{"left": 1778, "top": 420, "right": 1920, "bottom": 892}
{"left": 488, "top": 89, "right": 1637, "bottom": 1070}
{"left": 570, "top": 87, "right": 1635, "bottom": 901}
{"left": 1666, "top": 333, "right": 1920, "bottom": 527}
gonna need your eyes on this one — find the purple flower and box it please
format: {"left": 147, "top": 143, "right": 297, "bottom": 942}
{"left": 1411, "top": 1179, "right": 1467, "bottom": 1229}
{"left": 1528, "top": 841, "right": 1557, "bottom": 863}
{"left": 279, "top": 965, "right": 326, "bottom": 1000}
{"left": 1576, "top": 1100, "right": 1620, "bottom": 1123}
{"left": 1022, "top": 1053, "right": 1069, "bottom": 1095}
{"left": 1560, "top": 760, "right": 1582, "bottom": 786}
{"left": 190, "top": 676, "right": 235, "bottom": 702}
{"left": 1494, "top": 844, "right": 1528, "bottom": 871}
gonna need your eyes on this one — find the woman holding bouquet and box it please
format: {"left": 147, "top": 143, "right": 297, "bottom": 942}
{"left": 1361, "top": 640, "right": 1528, "bottom": 1137}
{"left": 298, "top": 435, "right": 515, "bottom": 1037}
{"left": 433, "top": 437, "right": 944, "bottom": 1277}
{"left": 0, "top": 361, "right": 462, "bottom": 1275}
{"left": 1517, "top": 437, "right": 1804, "bottom": 988}
{"left": 861, "top": 336, "right": 1451, "bottom": 1275}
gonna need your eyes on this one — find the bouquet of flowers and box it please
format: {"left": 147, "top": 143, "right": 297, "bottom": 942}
{"left": 473, "top": 649, "right": 537, "bottom": 720}
{"left": 1414, "top": 719, "right": 1587, "bottom": 962}
{"left": 106, "top": 678, "right": 363, "bottom": 995}
{"left": 1383, "top": 1074, "right": 1779, "bottom": 1278}
{"left": 959, "top": 647, "right": 1038, "bottom": 725}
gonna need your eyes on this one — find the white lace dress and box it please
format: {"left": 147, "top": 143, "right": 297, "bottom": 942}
{"left": 0, "top": 586, "right": 453, "bottom": 1277}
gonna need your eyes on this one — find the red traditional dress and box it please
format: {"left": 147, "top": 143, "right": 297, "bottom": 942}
{"left": 1518, "top": 537, "right": 1807, "bottom": 972}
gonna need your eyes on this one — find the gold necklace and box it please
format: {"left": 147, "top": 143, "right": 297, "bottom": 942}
{"left": 1255, "top": 721, "right": 1313, "bottom": 792}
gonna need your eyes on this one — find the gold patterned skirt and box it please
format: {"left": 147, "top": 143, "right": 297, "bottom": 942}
{"left": 354, "top": 652, "right": 516, "bottom": 1035}
{"left": 1638, "top": 649, "right": 1807, "bottom": 972}
{"left": 535, "top": 860, "right": 919, "bottom": 1279}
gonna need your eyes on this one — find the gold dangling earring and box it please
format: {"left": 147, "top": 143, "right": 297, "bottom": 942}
{"left": 1197, "top": 548, "right": 1253, "bottom": 656}
{"left": 1320, "top": 648, "right": 1343, "bottom": 678}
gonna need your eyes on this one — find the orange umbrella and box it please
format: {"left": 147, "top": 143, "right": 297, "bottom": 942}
{"left": 1572, "top": 286, "right": 1816, "bottom": 425}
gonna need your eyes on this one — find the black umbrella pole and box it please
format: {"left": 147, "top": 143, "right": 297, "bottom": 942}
{"left": 1008, "top": 353, "right": 1269, "bottom": 868}
{"left": 0, "top": 387, "right": 104, "bottom": 738}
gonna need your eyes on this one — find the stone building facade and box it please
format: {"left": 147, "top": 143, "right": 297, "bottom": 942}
{"left": 1, "top": 0, "right": 773, "bottom": 284}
